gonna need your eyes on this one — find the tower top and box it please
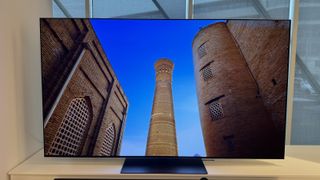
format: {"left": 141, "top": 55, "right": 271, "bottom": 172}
{"left": 154, "top": 58, "right": 174, "bottom": 71}
{"left": 192, "top": 21, "right": 227, "bottom": 47}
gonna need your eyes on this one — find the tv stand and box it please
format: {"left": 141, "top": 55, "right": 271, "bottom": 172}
{"left": 8, "top": 146, "right": 320, "bottom": 180}
{"left": 121, "top": 157, "right": 207, "bottom": 174}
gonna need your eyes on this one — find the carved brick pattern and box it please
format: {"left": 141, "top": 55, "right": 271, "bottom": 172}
{"left": 198, "top": 43, "right": 207, "bottom": 58}
{"left": 48, "top": 98, "right": 90, "bottom": 155}
{"left": 100, "top": 124, "right": 115, "bottom": 156}
{"left": 202, "top": 65, "right": 213, "bottom": 81}
{"left": 209, "top": 100, "right": 224, "bottom": 120}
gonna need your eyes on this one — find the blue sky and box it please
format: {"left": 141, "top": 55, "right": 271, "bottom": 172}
{"left": 90, "top": 19, "right": 225, "bottom": 156}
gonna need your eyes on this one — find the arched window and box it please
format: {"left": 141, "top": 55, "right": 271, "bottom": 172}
{"left": 48, "top": 97, "right": 91, "bottom": 156}
{"left": 100, "top": 124, "right": 115, "bottom": 156}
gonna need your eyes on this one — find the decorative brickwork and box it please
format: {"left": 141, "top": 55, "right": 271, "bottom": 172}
{"left": 209, "top": 100, "right": 224, "bottom": 121}
{"left": 198, "top": 42, "right": 207, "bottom": 59}
{"left": 201, "top": 64, "right": 214, "bottom": 81}
{"left": 99, "top": 124, "right": 115, "bottom": 156}
{"left": 48, "top": 97, "right": 91, "bottom": 156}
{"left": 41, "top": 19, "right": 128, "bottom": 156}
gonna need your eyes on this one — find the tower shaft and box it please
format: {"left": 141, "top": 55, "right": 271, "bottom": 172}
{"left": 146, "top": 59, "right": 178, "bottom": 156}
{"left": 192, "top": 22, "right": 281, "bottom": 157}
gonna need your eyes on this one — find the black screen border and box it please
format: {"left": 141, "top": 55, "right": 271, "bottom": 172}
{"left": 40, "top": 18, "right": 291, "bottom": 159}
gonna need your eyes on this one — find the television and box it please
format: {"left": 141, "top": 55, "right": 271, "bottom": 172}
{"left": 40, "top": 18, "right": 290, "bottom": 174}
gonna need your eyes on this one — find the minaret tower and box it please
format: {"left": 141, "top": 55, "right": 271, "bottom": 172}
{"left": 146, "top": 58, "right": 178, "bottom": 156}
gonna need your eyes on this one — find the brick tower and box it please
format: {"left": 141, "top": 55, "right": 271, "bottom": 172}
{"left": 146, "top": 59, "right": 178, "bottom": 156}
{"left": 192, "top": 22, "right": 282, "bottom": 158}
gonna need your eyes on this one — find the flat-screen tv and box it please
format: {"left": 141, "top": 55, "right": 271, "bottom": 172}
{"left": 40, "top": 19, "right": 290, "bottom": 161}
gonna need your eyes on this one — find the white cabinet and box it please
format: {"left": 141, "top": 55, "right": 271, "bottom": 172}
{"left": 9, "top": 146, "right": 320, "bottom": 180}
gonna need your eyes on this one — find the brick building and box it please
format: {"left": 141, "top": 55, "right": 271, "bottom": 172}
{"left": 41, "top": 19, "right": 128, "bottom": 156}
{"left": 192, "top": 20, "right": 289, "bottom": 158}
{"left": 146, "top": 59, "right": 178, "bottom": 156}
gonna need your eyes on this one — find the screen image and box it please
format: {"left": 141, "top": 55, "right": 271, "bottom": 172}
{"left": 41, "top": 19, "right": 290, "bottom": 158}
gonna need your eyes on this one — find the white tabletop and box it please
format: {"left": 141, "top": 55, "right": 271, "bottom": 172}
{"left": 8, "top": 145, "right": 320, "bottom": 179}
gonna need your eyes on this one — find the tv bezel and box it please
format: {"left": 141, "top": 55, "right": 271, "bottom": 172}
{"left": 40, "top": 18, "right": 291, "bottom": 159}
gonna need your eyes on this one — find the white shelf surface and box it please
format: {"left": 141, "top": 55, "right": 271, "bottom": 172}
{"left": 8, "top": 146, "right": 320, "bottom": 179}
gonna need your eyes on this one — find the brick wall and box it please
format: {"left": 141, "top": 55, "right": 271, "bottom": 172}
{"left": 227, "top": 20, "right": 290, "bottom": 138}
{"left": 192, "top": 21, "right": 288, "bottom": 158}
{"left": 41, "top": 19, "right": 128, "bottom": 156}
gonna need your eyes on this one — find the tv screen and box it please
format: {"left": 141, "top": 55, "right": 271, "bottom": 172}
{"left": 41, "top": 19, "right": 290, "bottom": 158}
